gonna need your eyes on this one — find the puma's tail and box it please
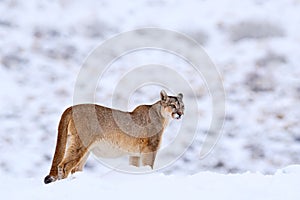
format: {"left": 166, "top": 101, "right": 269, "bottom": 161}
{"left": 44, "top": 107, "right": 73, "bottom": 184}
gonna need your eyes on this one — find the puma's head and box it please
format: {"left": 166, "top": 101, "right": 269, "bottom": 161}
{"left": 160, "top": 90, "right": 184, "bottom": 119}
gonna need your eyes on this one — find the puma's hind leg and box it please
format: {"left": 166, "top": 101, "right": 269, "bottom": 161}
{"left": 57, "top": 145, "right": 89, "bottom": 180}
{"left": 57, "top": 127, "right": 90, "bottom": 180}
{"left": 71, "top": 152, "right": 90, "bottom": 174}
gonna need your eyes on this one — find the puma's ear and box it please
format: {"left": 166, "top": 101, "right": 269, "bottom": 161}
{"left": 160, "top": 90, "right": 168, "bottom": 101}
{"left": 178, "top": 93, "right": 183, "bottom": 99}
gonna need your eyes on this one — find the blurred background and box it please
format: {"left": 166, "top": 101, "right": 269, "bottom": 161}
{"left": 0, "top": 0, "right": 300, "bottom": 178}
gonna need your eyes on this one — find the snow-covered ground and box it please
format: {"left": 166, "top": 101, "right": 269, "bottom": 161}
{"left": 2, "top": 165, "right": 300, "bottom": 200}
{"left": 1, "top": 0, "right": 300, "bottom": 195}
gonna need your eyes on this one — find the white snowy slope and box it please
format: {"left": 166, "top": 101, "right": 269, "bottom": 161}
{"left": 1, "top": 165, "right": 300, "bottom": 200}
{"left": 1, "top": 0, "right": 300, "bottom": 181}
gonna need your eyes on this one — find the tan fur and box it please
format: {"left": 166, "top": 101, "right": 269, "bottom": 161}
{"left": 44, "top": 90, "right": 184, "bottom": 184}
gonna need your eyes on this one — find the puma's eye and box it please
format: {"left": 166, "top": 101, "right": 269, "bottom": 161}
{"left": 170, "top": 104, "right": 176, "bottom": 108}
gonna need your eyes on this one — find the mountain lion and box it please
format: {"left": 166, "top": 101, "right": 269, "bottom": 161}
{"left": 44, "top": 90, "right": 184, "bottom": 184}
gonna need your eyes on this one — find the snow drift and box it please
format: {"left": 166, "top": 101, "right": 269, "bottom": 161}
{"left": 2, "top": 165, "right": 300, "bottom": 200}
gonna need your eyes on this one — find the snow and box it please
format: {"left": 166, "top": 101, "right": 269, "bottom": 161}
{"left": 1, "top": 166, "right": 300, "bottom": 200}
{"left": 1, "top": 0, "right": 300, "bottom": 197}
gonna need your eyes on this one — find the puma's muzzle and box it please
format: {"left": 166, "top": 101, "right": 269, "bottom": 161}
{"left": 172, "top": 111, "right": 183, "bottom": 119}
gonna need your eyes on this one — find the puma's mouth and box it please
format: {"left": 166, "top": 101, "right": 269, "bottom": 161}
{"left": 172, "top": 112, "right": 182, "bottom": 119}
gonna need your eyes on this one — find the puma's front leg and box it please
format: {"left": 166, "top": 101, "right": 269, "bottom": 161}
{"left": 141, "top": 152, "right": 157, "bottom": 169}
{"left": 129, "top": 156, "right": 140, "bottom": 167}
{"left": 141, "top": 134, "right": 161, "bottom": 169}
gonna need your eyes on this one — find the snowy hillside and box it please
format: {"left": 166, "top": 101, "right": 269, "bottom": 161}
{"left": 1, "top": 0, "right": 300, "bottom": 193}
{"left": 2, "top": 165, "right": 300, "bottom": 200}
